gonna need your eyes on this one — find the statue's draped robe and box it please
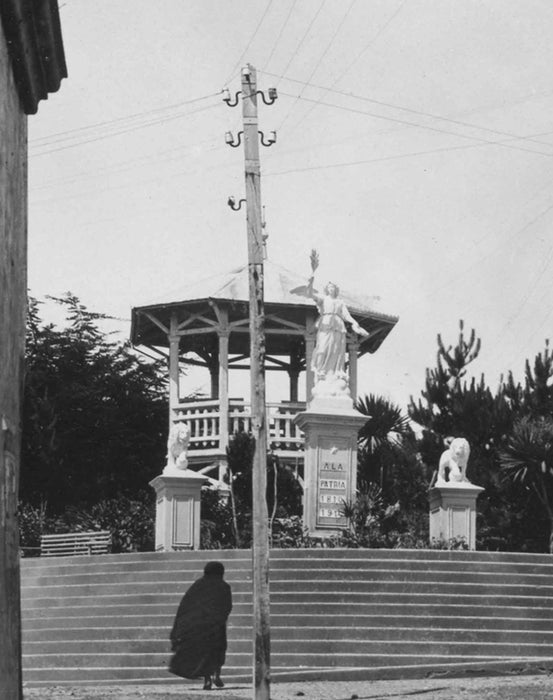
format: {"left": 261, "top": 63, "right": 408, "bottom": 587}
{"left": 312, "top": 294, "right": 356, "bottom": 378}
{"left": 169, "top": 571, "right": 232, "bottom": 679}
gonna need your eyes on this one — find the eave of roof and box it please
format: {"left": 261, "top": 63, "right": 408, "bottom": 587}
{"left": 130, "top": 260, "right": 399, "bottom": 356}
{"left": 1, "top": 0, "right": 67, "bottom": 114}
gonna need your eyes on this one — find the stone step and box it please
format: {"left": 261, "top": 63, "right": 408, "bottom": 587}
{"left": 25, "top": 647, "right": 553, "bottom": 671}
{"left": 21, "top": 611, "right": 553, "bottom": 632}
{"left": 23, "top": 657, "right": 553, "bottom": 686}
{"left": 21, "top": 600, "right": 553, "bottom": 620}
{"left": 20, "top": 591, "right": 553, "bottom": 611}
{"left": 21, "top": 624, "right": 553, "bottom": 644}
{"left": 21, "top": 566, "right": 553, "bottom": 589}
{"left": 22, "top": 548, "right": 553, "bottom": 574}
{"left": 21, "top": 548, "right": 553, "bottom": 685}
{"left": 21, "top": 572, "right": 553, "bottom": 601}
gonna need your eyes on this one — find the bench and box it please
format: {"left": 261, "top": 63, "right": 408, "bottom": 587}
{"left": 40, "top": 530, "right": 112, "bottom": 557}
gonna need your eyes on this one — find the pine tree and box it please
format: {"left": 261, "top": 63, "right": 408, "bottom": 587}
{"left": 499, "top": 341, "right": 553, "bottom": 551}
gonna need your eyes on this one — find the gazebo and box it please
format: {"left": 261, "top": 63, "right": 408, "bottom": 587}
{"left": 130, "top": 260, "right": 398, "bottom": 479}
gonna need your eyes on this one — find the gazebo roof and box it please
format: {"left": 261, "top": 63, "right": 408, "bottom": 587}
{"left": 131, "top": 260, "right": 398, "bottom": 358}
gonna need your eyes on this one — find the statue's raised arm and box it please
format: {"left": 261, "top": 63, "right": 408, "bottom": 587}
{"left": 294, "top": 250, "right": 369, "bottom": 391}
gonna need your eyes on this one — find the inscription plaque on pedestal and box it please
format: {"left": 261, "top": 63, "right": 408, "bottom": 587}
{"left": 294, "top": 407, "right": 366, "bottom": 538}
{"left": 316, "top": 439, "right": 349, "bottom": 528}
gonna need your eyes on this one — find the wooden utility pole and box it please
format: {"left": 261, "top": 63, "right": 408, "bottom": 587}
{"left": 225, "top": 62, "right": 276, "bottom": 699}
{"left": 241, "top": 64, "right": 271, "bottom": 700}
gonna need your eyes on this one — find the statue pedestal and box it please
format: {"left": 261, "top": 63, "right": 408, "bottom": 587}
{"left": 429, "top": 482, "right": 484, "bottom": 550}
{"left": 149, "top": 469, "right": 208, "bottom": 551}
{"left": 294, "top": 396, "right": 366, "bottom": 538}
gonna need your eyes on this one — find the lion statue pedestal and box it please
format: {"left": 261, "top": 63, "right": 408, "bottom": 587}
{"left": 150, "top": 470, "right": 208, "bottom": 551}
{"left": 150, "top": 422, "right": 208, "bottom": 551}
{"left": 428, "top": 438, "right": 484, "bottom": 550}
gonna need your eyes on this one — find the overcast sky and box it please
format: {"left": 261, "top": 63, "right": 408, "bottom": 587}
{"left": 28, "top": 0, "right": 553, "bottom": 411}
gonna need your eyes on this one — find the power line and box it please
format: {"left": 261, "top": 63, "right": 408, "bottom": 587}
{"left": 261, "top": 0, "right": 298, "bottom": 73}
{"left": 495, "top": 234, "right": 553, "bottom": 343}
{"left": 274, "top": 0, "right": 328, "bottom": 88}
{"left": 30, "top": 92, "right": 221, "bottom": 146}
{"left": 406, "top": 193, "right": 553, "bottom": 335}
{"left": 275, "top": 0, "right": 406, "bottom": 137}
{"left": 264, "top": 71, "right": 553, "bottom": 152}
{"left": 30, "top": 146, "right": 240, "bottom": 207}
{"left": 224, "top": 0, "right": 275, "bottom": 85}
{"left": 264, "top": 140, "right": 491, "bottom": 176}
{"left": 266, "top": 125, "right": 553, "bottom": 178}
{"left": 325, "top": 0, "right": 407, "bottom": 85}
{"left": 524, "top": 281, "right": 553, "bottom": 349}
{"left": 278, "top": 0, "right": 357, "bottom": 132}
{"left": 275, "top": 91, "right": 553, "bottom": 159}
{"left": 30, "top": 138, "right": 222, "bottom": 193}
{"left": 31, "top": 102, "right": 221, "bottom": 157}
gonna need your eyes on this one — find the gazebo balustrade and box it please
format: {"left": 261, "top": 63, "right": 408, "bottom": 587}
{"left": 173, "top": 397, "right": 305, "bottom": 462}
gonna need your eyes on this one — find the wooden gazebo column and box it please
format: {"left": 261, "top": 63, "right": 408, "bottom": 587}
{"left": 304, "top": 312, "right": 317, "bottom": 403}
{"left": 168, "top": 313, "right": 180, "bottom": 421}
{"left": 288, "top": 344, "right": 302, "bottom": 403}
{"left": 218, "top": 332, "right": 230, "bottom": 453}
{"left": 347, "top": 337, "right": 359, "bottom": 400}
{"left": 212, "top": 304, "right": 230, "bottom": 480}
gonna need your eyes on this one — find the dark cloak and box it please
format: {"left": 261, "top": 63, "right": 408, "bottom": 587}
{"left": 169, "top": 562, "right": 232, "bottom": 679}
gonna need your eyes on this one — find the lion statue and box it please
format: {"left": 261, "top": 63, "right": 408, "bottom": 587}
{"left": 436, "top": 437, "right": 470, "bottom": 485}
{"left": 164, "top": 421, "right": 190, "bottom": 472}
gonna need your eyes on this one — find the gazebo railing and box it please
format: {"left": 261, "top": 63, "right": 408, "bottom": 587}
{"left": 173, "top": 398, "right": 305, "bottom": 454}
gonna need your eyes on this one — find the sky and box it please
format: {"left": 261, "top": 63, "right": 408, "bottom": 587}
{"left": 28, "top": 0, "right": 553, "bottom": 412}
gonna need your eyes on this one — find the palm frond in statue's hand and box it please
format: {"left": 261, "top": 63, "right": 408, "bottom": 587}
{"left": 310, "top": 249, "right": 319, "bottom": 273}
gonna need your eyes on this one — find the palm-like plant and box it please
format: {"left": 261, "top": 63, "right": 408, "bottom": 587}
{"left": 356, "top": 394, "right": 410, "bottom": 451}
{"left": 355, "top": 394, "right": 411, "bottom": 490}
{"left": 500, "top": 416, "right": 553, "bottom": 552}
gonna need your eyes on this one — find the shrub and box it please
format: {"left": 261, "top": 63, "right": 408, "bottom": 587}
{"left": 41, "top": 493, "right": 155, "bottom": 552}
{"left": 18, "top": 501, "right": 51, "bottom": 556}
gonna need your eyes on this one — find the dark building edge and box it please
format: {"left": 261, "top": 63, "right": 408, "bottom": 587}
{"left": 1, "top": 0, "right": 67, "bottom": 114}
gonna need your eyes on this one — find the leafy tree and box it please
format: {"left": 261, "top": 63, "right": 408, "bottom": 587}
{"left": 200, "top": 488, "right": 235, "bottom": 549}
{"left": 21, "top": 294, "right": 168, "bottom": 513}
{"left": 225, "top": 431, "right": 303, "bottom": 547}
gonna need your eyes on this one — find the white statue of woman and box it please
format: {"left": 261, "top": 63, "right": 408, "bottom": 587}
{"left": 306, "top": 275, "right": 369, "bottom": 384}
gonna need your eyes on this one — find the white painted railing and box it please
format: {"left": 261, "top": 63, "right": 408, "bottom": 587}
{"left": 173, "top": 399, "right": 220, "bottom": 450}
{"left": 173, "top": 398, "right": 305, "bottom": 454}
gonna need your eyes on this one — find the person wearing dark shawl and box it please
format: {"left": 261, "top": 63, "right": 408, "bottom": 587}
{"left": 169, "top": 561, "right": 232, "bottom": 690}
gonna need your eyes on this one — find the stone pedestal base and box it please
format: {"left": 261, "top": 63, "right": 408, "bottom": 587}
{"left": 294, "top": 397, "right": 367, "bottom": 538}
{"left": 149, "top": 469, "right": 208, "bottom": 551}
{"left": 429, "top": 482, "right": 484, "bottom": 550}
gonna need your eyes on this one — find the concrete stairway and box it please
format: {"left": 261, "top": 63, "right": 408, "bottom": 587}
{"left": 20, "top": 548, "right": 553, "bottom": 687}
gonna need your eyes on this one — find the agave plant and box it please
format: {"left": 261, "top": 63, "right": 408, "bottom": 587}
{"left": 340, "top": 483, "right": 400, "bottom": 547}
{"left": 499, "top": 416, "right": 553, "bottom": 552}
